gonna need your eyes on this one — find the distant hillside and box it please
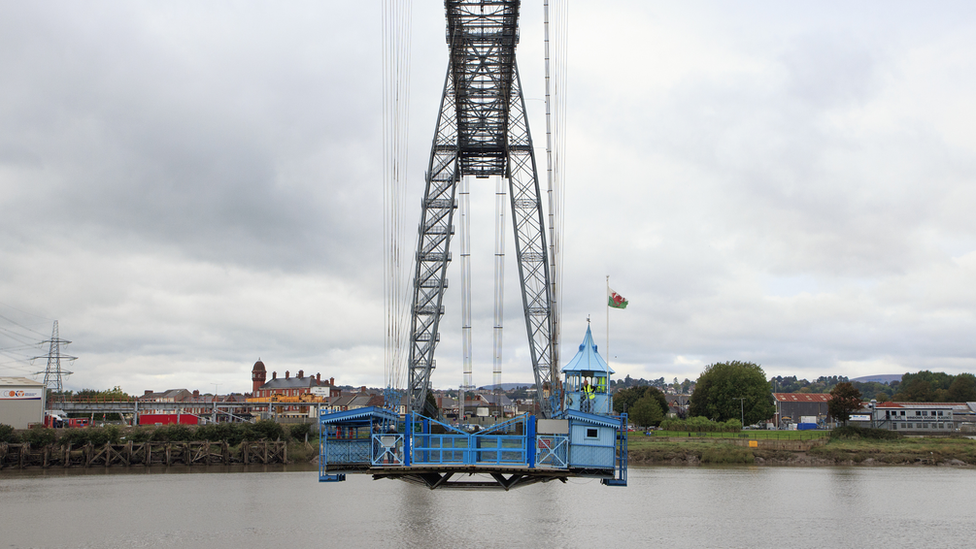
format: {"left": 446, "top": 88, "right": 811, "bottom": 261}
{"left": 476, "top": 382, "right": 535, "bottom": 391}
{"left": 850, "top": 374, "right": 903, "bottom": 384}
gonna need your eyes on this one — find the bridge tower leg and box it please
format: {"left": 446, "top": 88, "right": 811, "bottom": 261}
{"left": 407, "top": 0, "right": 556, "bottom": 418}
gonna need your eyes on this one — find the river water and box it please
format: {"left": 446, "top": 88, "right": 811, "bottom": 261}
{"left": 1, "top": 465, "right": 973, "bottom": 548}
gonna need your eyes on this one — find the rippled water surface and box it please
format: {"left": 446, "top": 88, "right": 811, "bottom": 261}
{"left": 2, "top": 465, "right": 973, "bottom": 548}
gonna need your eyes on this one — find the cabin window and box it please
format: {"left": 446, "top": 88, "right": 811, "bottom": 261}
{"left": 586, "top": 428, "right": 598, "bottom": 439}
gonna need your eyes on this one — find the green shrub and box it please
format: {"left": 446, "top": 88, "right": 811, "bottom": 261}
{"left": 659, "top": 416, "right": 742, "bottom": 433}
{"left": 152, "top": 424, "right": 192, "bottom": 442}
{"left": 129, "top": 427, "right": 153, "bottom": 443}
{"left": 831, "top": 425, "right": 901, "bottom": 441}
{"left": 194, "top": 424, "right": 221, "bottom": 441}
{"left": 290, "top": 423, "right": 314, "bottom": 441}
{"left": 252, "top": 419, "right": 285, "bottom": 441}
{"left": 195, "top": 423, "right": 248, "bottom": 445}
{"left": 59, "top": 429, "right": 90, "bottom": 446}
{"left": 87, "top": 425, "right": 122, "bottom": 446}
{"left": 0, "top": 424, "right": 19, "bottom": 443}
{"left": 21, "top": 428, "right": 57, "bottom": 446}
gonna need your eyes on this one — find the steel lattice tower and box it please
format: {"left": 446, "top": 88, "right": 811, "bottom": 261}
{"left": 408, "top": 0, "right": 556, "bottom": 417}
{"left": 32, "top": 320, "right": 76, "bottom": 408}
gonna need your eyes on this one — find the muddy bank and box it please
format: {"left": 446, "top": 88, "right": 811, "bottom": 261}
{"left": 629, "top": 447, "right": 975, "bottom": 467}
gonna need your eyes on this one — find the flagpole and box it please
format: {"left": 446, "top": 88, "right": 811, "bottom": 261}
{"left": 606, "top": 275, "right": 611, "bottom": 414}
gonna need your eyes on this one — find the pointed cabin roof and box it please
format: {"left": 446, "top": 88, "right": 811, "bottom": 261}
{"left": 562, "top": 325, "right": 614, "bottom": 375}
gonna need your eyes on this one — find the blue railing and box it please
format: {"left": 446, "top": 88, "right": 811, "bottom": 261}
{"left": 469, "top": 433, "right": 528, "bottom": 465}
{"left": 407, "top": 414, "right": 531, "bottom": 466}
{"left": 409, "top": 433, "right": 469, "bottom": 465}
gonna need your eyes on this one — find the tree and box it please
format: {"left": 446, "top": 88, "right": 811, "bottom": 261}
{"left": 893, "top": 378, "right": 933, "bottom": 402}
{"left": 423, "top": 390, "right": 439, "bottom": 418}
{"left": 613, "top": 386, "right": 668, "bottom": 417}
{"left": 629, "top": 395, "right": 664, "bottom": 428}
{"left": 948, "top": 373, "right": 976, "bottom": 402}
{"left": 828, "top": 382, "right": 863, "bottom": 426}
{"left": 689, "top": 361, "right": 774, "bottom": 425}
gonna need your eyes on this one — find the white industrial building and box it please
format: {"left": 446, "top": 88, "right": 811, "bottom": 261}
{"left": 0, "top": 377, "right": 46, "bottom": 429}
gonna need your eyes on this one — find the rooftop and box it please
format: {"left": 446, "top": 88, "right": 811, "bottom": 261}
{"left": 773, "top": 393, "right": 830, "bottom": 403}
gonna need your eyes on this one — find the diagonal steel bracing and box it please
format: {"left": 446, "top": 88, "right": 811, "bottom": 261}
{"left": 408, "top": 0, "right": 555, "bottom": 418}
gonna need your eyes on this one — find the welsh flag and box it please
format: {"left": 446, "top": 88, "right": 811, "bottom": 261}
{"left": 608, "top": 288, "right": 628, "bottom": 309}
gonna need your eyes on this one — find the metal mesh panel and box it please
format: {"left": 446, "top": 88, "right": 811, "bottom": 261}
{"left": 536, "top": 435, "right": 568, "bottom": 468}
{"left": 372, "top": 435, "right": 405, "bottom": 466}
{"left": 569, "top": 445, "right": 614, "bottom": 469}
{"left": 325, "top": 440, "right": 371, "bottom": 464}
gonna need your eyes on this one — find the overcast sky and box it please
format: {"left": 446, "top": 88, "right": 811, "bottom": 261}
{"left": 2, "top": 1, "right": 976, "bottom": 395}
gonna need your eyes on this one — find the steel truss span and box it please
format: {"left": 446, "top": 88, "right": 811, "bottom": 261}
{"left": 407, "top": 0, "right": 555, "bottom": 417}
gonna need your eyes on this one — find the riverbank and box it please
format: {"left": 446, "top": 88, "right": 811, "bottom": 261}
{"left": 5, "top": 423, "right": 976, "bottom": 471}
{"left": 628, "top": 432, "right": 976, "bottom": 466}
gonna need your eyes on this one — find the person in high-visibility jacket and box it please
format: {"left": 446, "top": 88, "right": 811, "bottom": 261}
{"left": 582, "top": 378, "right": 595, "bottom": 412}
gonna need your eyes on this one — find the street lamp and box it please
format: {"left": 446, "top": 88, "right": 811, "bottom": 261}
{"left": 736, "top": 397, "right": 745, "bottom": 427}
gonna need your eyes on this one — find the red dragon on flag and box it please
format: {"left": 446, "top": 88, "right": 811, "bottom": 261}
{"left": 608, "top": 289, "right": 628, "bottom": 309}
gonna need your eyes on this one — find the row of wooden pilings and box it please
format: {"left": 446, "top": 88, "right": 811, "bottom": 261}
{"left": 0, "top": 440, "right": 288, "bottom": 469}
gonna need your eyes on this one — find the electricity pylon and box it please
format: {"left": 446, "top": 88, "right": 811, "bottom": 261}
{"left": 32, "top": 320, "right": 76, "bottom": 408}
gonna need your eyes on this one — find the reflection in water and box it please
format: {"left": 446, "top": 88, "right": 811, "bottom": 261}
{"left": 2, "top": 466, "right": 974, "bottom": 548}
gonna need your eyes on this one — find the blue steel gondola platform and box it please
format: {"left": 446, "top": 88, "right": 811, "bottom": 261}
{"left": 318, "top": 407, "right": 627, "bottom": 490}
{"left": 319, "top": 325, "right": 629, "bottom": 490}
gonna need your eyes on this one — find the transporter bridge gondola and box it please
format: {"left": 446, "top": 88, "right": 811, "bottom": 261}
{"left": 319, "top": 326, "right": 627, "bottom": 490}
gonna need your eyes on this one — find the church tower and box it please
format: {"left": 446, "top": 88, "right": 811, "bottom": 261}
{"left": 251, "top": 359, "right": 267, "bottom": 394}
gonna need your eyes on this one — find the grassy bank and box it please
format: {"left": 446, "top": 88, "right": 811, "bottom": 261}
{"left": 646, "top": 429, "right": 828, "bottom": 441}
{"left": 629, "top": 429, "right": 976, "bottom": 466}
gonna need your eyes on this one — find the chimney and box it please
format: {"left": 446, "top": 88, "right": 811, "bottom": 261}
{"left": 193, "top": 390, "right": 200, "bottom": 397}
{"left": 316, "top": 373, "right": 321, "bottom": 384}
{"left": 298, "top": 370, "right": 304, "bottom": 379}
{"left": 285, "top": 370, "right": 290, "bottom": 379}
{"left": 272, "top": 371, "right": 277, "bottom": 379}
{"left": 144, "top": 390, "right": 152, "bottom": 395}
{"left": 360, "top": 386, "right": 366, "bottom": 393}
{"left": 330, "top": 377, "right": 334, "bottom": 387}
